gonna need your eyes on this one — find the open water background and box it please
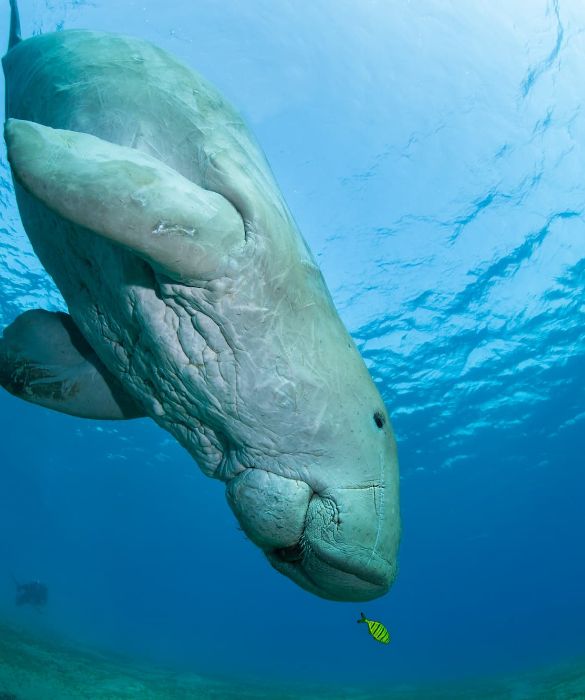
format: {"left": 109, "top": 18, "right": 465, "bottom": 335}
{"left": 0, "top": 0, "right": 584, "bottom": 692}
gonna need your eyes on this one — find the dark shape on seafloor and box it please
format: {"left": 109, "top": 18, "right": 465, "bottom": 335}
{"left": 14, "top": 578, "right": 48, "bottom": 608}
{"left": 0, "top": 692, "right": 18, "bottom": 699}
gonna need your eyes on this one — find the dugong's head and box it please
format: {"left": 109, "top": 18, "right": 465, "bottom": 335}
{"left": 227, "top": 385, "right": 401, "bottom": 602}
{"left": 5, "top": 112, "right": 400, "bottom": 602}
{"left": 209, "top": 162, "right": 400, "bottom": 603}
{"left": 212, "top": 162, "right": 401, "bottom": 603}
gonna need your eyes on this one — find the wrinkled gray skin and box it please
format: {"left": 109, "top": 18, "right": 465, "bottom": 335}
{"left": 0, "top": 15, "right": 400, "bottom": 601}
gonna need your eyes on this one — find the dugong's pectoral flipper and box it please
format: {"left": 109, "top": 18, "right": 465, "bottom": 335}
{"left": 0, "top": 310, "right": 145, "bottom": 419}
{"left": 5, "top": 119, "right": 247, "bottom": 282}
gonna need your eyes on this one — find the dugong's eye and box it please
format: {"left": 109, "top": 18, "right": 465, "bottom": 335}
{"left": 373, "top": 411, "right": 385, "bottom": 429}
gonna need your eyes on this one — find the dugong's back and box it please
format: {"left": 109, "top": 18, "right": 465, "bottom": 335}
{"left": 4, "top": 30, "right": 270, "bottom": 195}
{"left": 3, "top": 29, "right": 301, "bottom": 406}
{"left": 3, "top": 31, "right": 312, "bottom": 347}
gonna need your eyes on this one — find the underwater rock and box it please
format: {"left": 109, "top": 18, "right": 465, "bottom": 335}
{"left": 14, "top": 579, "right": 48, "bottom": 608}
{"left": 0, "top": 620, "right": 584, "bottom": 699}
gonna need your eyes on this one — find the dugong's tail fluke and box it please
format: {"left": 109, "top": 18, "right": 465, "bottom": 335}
{"left": 8, "top": 0, "right": 22, "bottom": 51}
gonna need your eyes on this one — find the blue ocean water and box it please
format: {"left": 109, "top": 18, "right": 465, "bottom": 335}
{"left": 0, "top": 0, "right": 583, "bottom": 694}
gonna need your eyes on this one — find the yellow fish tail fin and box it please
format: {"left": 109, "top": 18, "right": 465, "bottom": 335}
{"left": 357, "top": 611, "right": 367, "bottom": 623}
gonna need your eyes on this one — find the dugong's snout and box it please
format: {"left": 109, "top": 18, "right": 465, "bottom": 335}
{"left": 226, "top": 469, "right": 399, "bottom": 602}
{"left": 272, "top": 487, "right": 398, "bottom": 602}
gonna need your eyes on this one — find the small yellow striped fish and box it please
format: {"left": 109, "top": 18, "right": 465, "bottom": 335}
{"left": 357, "top": 612, "right": 390, "bottom": 644}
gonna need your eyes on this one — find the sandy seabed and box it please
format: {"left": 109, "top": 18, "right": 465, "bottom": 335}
{"left": 0, "top": 622, "right": 584, "bottom": 699}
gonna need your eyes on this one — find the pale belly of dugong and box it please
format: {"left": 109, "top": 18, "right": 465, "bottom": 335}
{"left": 1, "top": 29, "right": 400, "bottom": 602}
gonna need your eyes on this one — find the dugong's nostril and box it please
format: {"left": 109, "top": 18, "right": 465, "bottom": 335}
{"left": 273, "top": 542, "right": 304, "bottom": 563}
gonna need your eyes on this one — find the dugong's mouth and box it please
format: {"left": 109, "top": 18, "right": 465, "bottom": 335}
{"left": 268, "top": 548, "right": 391, "bottom": 599}
{"left": 226, "top": 467, "right": 396, "bottom": 602}
{"left": 268, "top": 555, "right": 389, "bottom": 602}
{"left": 266, "top": 507, "right": 394, "bottom": 602}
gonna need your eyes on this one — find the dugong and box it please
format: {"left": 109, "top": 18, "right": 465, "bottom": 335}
{"left": 0, "top": 0, "right": 400, "bottom": 601}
